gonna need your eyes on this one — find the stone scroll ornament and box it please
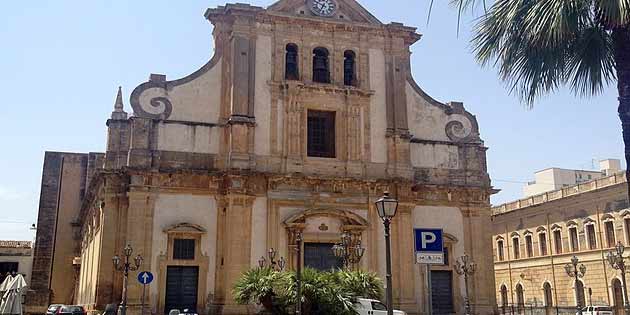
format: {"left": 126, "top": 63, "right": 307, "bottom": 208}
{"left": 130, "top": 82, "right": 173, "bottom": 120}
{"left": 445, "top": 114, "right": 475, "bottom": 142}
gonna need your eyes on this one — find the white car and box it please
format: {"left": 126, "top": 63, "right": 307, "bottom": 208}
{"left": 354, "top": 298, "right": 407, "bottom": 315}
{"left": 579, "top": 306, "right": 614, "bottom": 315}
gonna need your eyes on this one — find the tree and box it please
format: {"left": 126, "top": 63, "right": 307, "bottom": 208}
{"left": 444, "top": 0, "right": 630, "bottom": 197}
{"left": 232, "top": 268, "right": 384, "bottom": 315}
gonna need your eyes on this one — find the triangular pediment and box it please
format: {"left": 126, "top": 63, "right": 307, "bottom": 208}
{"left": 267, "top": 0, "right": 382, "bottom": 25}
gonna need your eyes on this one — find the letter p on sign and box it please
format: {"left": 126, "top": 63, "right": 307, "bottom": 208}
{"left": 421, "top": 232, "right": 437, "bottom": 249}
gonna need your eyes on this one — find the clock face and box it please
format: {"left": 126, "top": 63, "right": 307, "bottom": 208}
{"left": 310, "top": 0, "right": 337, "bottom": 17}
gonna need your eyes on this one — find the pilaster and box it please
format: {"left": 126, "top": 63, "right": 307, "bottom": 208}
{"left": 214, "top": 194, "right": 256, "bottom": 314}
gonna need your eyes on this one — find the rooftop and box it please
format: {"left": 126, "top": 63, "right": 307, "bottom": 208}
{"left": 493, "top": 171, "right": 627, "bottom": 216}
{"left": 0, "top": 241, "right": 32, "bottom": 249}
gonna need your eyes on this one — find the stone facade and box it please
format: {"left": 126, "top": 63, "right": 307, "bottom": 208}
{"left": 492, "top": 172, "right": 630, "bottom": 315}
{"left": 29, "top": 1, "right": 497, "bottom": 315}
{"left": 27, "top": 152, "right": 104, "bottom": 314}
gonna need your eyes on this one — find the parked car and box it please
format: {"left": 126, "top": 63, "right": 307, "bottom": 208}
{"left": 56, "top": 305, "right": 86, "bottom": 315}
{"left": 354, "top": 298, "right": 407, "bottom": 315}
{"left": 46, "top": 304, "right": 64, "bottom": 315}
{"left": 579, "top": 306, "right": 614, "bottom": 315}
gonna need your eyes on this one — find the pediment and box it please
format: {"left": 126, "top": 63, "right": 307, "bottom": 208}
{"left": 267, "top": 0, "right": 382, "bottom": 25}
{"left": 164, "top": 223, "right": 207, "bottom": 234}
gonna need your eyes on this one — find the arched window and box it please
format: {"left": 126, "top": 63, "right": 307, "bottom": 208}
{"left": 497, "top": 240, "right": 505, "bottom": 261}
{"left": 343, "top": 50, "right": 356, "bottom": 86}
{"left": 575, "top": 280, "right": 586, "bottom": 308}
{"left": 543, "top": 282, "right": 553, "bottom": 307}
{"left": 285, "top": 43, "right": 299, "bottom": 80}
{"left": 512, "top": 237, "right": 521, "bottom": 259}
{"left": 516, "top": 284, "right": 525, "bottom": 311}
{"left": 500, "top": 285, "right": 509, "bottom": 310}
{"left": 312, "top": 47, "right": 330, "bottom": 83}
{"left": 613, "top": 279, "right": 623, "bottom": 314}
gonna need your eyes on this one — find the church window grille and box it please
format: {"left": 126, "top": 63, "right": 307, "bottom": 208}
{"left": 285, "top": 44, "right": 299, "bottom": 80}
{"left": 312, "top": 47, "right": 330, "bottom": 83}
{"left": 173, "top": 239, "right": 195, "bottom": 260}
{"left": 307, "top": 110, "right": 336, "bottom": 158}
{"left": 343, "top": 50, "right": 356, "bottom": 86}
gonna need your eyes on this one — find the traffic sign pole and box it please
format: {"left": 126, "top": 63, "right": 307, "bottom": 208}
{"left": 137, "top": 271, "right": 154, "bottom": 315}
{"left": 414, "top": 228, "right": 443, "bottom": 315}
{"left": 141, "top": 283, "right": 146, "bottom": 315}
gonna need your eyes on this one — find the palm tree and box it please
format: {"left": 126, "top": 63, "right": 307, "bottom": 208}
{"left": 445, "top": 0, "right": 630, "bottom": 197}
{"left": 233, "top": 268, "right": 384, "bottom": 315}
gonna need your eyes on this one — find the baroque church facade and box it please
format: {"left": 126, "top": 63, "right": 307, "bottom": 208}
{"left": 28, "top": 1, "right": 496, "bottom": 314}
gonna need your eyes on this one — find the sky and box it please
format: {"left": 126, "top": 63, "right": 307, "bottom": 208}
{"left": 0, "top": 0, "right": 623, "bottom": 241}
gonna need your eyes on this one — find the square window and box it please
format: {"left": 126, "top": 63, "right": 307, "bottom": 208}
{"left": 173, "top": 239, "right": 195, "bottom": 260}
{"left": 307, "top": 110, "right": 336, "bottom": 158}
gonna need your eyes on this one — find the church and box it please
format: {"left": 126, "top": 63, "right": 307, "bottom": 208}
{"left": 27, "top": 1, "right": 497, "bottom": 314}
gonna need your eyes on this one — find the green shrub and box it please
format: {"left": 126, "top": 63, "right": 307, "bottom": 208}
{"left": 233, "top": 268, "right": 384, "bottom": 315}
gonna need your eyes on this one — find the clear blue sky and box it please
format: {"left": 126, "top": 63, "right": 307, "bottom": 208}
{"left": 0, "top": 0, "right": 623, "bottom": 241}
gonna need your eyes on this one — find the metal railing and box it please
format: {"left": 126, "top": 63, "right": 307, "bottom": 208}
{"left": 498, "top": 304, "right": 590, "bottom": 315}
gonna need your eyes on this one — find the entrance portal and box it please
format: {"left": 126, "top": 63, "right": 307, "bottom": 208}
{"left": 165, "top": 266, "right": 199, "bottom": 314}
{"left": 304, "top": 243, "right": 343, "bottom": 271}
{"left": 431, "top": 270, "right": 454, "bottom": 315}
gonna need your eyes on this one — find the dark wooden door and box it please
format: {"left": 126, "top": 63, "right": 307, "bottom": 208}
{"left": 165, "top": 266, "right": 199, "bottom": 314}
{"left": 431, "top": 271, "right": 454, "bottom": 315}
{"left": 304, "top": 243, "right": 343, "bottom": 271}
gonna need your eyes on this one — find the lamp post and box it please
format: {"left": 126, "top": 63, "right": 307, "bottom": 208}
{"left": 295, "top": 231, "right": 303, "bottom": 315}
{"left": 455, "top": 254, "right": 476, "bottom": 315}
{"left": 113, "top": 244, "right": 143, "bottom": 315}
{"left": 565, "top": 256, "right": 587, "bottom": 315}
{"left": 607, "top": 242, "right": 630, "bottom": 315}
{"left": 258, "top": 248, "right": 287, "bottom": 271}
{"left": 332, "top": 231, "right": 365, "bottom": 270}
{"left": 375, "top": 191, "right": 399, "bottom": 315}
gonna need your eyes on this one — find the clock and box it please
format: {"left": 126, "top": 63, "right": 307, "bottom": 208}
{"left": 309, "top": 0, "right": 338, "bottom": 17}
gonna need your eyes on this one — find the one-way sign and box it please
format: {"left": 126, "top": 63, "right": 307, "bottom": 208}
{"left": 414, "top": 228, "right": 444, "bottom": 265}
{"left": 138, "top": 271, "right": 154, "bottom": 285}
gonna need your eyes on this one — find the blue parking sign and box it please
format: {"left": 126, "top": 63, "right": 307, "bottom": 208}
{"left": 414, "top": 229, "right": 444, "bottom": 264}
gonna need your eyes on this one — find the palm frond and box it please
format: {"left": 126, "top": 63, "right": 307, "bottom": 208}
{"left": 471, "top": 0, "right": 616, "bottom": 105}
{"left": 596, "top": 0, "right": 630, "bottom": 27}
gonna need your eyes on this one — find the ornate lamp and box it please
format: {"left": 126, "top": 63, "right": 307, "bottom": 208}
{"left": 375, "top": 192, "right": 399, "bottom": 221}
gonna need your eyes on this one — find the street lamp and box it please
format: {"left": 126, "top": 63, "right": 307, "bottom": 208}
{"left": 258, "top": 248, "right": 287, "bottom": 271}
{"left": 455, "top": 254, "right": 476, "bottom": 315}
{"left": 113, "top": 244, "right": 143, "bottom": 315}
{"left": 565, "top": 256, "right": 587, "bottom": 315}
{"left": 332, "top": 231, "right": 365, "bottom": 269}
{"left": 608, "top": 242, "right": 630, "bottom": 315}
{"left": 375, "top": 191, "right": 399, "bottom": 315}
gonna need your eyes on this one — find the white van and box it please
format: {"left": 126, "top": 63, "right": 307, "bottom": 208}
{"left": 353, "top": 298, "right": 407, "bottom": 315}
{"left": 579, "top": 306, "right": 614, "bottom": 315}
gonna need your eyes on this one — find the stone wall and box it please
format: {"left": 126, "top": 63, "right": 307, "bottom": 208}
{"left": 493, "top": 174, "right": 630, "bottom": 311}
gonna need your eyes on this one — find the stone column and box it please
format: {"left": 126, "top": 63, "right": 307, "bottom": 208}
{"left": 94, "top": 191, "right": 127, "bottom": 310}
{"left": 119, "top": 182, "right": 156, "bottom": 315}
